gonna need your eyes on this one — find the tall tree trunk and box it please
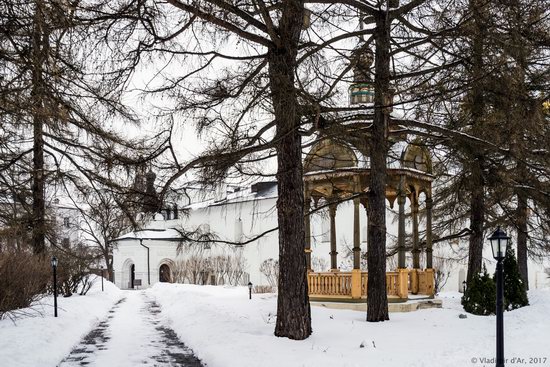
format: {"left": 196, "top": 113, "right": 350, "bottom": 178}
{"left": 104, "top": 248, "right": 114, "bottom": 281}
{"left": 466, "top": 0, "right": 486, "bottom": 283}
{"left": 366, "top": 10, "right": 390, "bottom": 322}
{"left": 467, "top": 159, "right": 484, "bottom": 282}
{"left": 31, "top": 0, "right": 47, "bottom": 255}
{"left": 272, "top": 0, "right": 311, "bottom": 340}
{"left": 516, "top": 189, "right": 529, "bottom": 289}
{"left": 508, "top": 0, "right": 529, "bottom": 291}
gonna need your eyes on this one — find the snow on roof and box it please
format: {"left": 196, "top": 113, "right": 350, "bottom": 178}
{"left": 114, "top": 182, "right": 277, "bottom": 240}
{"left": 184, "top": 182, "right": 277, "bottom": 210}
{"left": 114, "top": 228, "right": 184, "bottom": 241}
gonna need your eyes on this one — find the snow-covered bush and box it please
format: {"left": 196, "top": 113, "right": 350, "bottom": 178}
{"left": 253, "top": 285, "right": 275, "bottom": 293}
{"left": 78, "top": 274, "right": 95, "bottom": 295}
{"left": 462, "top": 246, "right": 529, "bottom": 315}
{"left": 259, "top": 258, "right": 279, "bottom": 288}
{"left": 461, "top": 264, "right": 496, "bottom": 315}
{"left": 52, "top": 245, "right": 97, "bottom": 297}
{"left": 311, "top": 256, "right": 328, "bottom": 272}
{"left": 172, "top": 253, "right": 247, "bottom": 286}
{"left": 502, "top": 245, "right": 529, "bottom": 310}
{"left": 433, "top": 256, "right": 451, "bottom": 294}
{"left": 0, "top": 250, "right": 50, "bottom": 320}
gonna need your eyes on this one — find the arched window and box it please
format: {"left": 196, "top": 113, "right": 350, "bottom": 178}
{"left": 401, "top": 143, "right": 432, "bottom": 173}
{"left": 304, "top": 139, "right": 358, "bottom": 173}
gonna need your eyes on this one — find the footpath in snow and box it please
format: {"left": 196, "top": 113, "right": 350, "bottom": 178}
{"left": 150, "top": 283, "right": 550, "bottom": 367}
{"left": 58, "top": 291, "right": 204, "bottom": 367}
{"left": 0, "top": 277, "right": 121, "bottom": 367}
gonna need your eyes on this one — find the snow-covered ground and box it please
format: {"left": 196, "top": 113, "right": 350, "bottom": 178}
{"left": 150, "top": 284, "right": 550, "bottom": 367}
{"left": 1, "top": 281, "right": 549, "bottom": 367}
{"left": 0, "top": 277, "right": 122, "bottom": 367}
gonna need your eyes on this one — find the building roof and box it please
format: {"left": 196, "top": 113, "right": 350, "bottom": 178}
{"left": 114, "top": 228, "right": 184, "bottom": 242}
{"left": 184, "top": 181, "right": 277, "bottom": 210}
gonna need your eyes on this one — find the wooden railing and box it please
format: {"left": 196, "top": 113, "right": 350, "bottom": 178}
{"left": 409, "top": 269, "right": 435, "bottom": 296}
{"left": 308, "top": 269, "right": 434, "bottom": 299}
{"left": 418, "top": 269, "right": 434, "bottom": 295}
{"left": 359, "top": 272, "right": 400, "bottom": 296}
{"left": 386, "top": 272, "right": 400, "bottom": 296}
{"left": 360, "top": 272, "right": 368, "bottom": 296}
{"left": 308, "top": 272, "right": 352, "bottom": 296}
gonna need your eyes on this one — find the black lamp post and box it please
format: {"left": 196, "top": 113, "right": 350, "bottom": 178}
{"left": 100, "top": 265, "right": 104, "bottom": 292}
{"left": 248, "top": 282, "right": 253, "bottom": 300}
{"left": 489, "top": 227, "right": 510, "bottom": 367}
{"left": 51, "top": 256, "right": 58, "bottom": 317}
{"left": 462, "top": 280, "right": 467, "bottom": 293}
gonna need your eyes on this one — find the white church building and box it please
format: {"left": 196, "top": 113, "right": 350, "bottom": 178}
{"left": 112, "top": 168, "right": 550, "bottom": 295}
{"left": 112, "top": 40, "right": 549, "bottom": 296}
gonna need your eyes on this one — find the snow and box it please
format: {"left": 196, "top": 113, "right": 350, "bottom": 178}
{"left": 57, "top": 291, "right": 201, "bottom": 366}
{"left": 150, "top": 284, "right": 550, "bottom": 367}
{"left": 115, "top": 228, "right": 184, "bottom": 240}
{"left": 2, "top": 281, "right": 549, "bottom": 367}
{"left": 185, "top": 183, "right": 278, "bottom": 211}
{"left": 0, "top": 277, "right": 122, "bottom": 367}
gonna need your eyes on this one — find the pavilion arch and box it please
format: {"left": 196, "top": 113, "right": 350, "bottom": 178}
{"left": 157, "top": 258, "right": 175, "bottom": 283}
{"left": 401, "top": 141, "right": 433, "bottom": 173}
{"left": 304, "top": 139, "right": 358, "bottom": 173}
{"left": 121, "top": 258, "right": 136, "bottom": 290}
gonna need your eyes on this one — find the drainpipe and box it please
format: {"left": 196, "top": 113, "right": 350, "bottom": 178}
{"left": 139, "top": 239, "right": 150, "bottom": 286}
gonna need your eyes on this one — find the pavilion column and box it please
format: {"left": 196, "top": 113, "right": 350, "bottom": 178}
{"left": 353, "top": 198, "right": 361, "bottom": 270}
{"left": 360, "top": 197, "right": 369, "bottom": 246}
{"left": 304, "top": 194, "right": 312, "bottom": 271}
{"left": 397, "top": 191, "right": 406, "bottom": 269}
{"left": 329, "top": 202, "right": 338, "bottom": 271}
{"left": 412, "top": 194, "right": 420, "bottom": 269}
{"left": 426, "top": 195, "right": 433, "bottom": 269}
{"left": 351, "top": 197, "right": 362, "bottom": 298}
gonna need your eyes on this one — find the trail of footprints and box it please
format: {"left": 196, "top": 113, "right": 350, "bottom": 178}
{"left": 58, "top": 294, "right": 205, "bottom": 366}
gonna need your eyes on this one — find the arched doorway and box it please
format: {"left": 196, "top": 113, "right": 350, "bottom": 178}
{"left": 159, "top": 264, "right": 171, "bottom": 283}
{"left": 130, "top": 264, "right": 135, "bottom": 289}
{"left": 122, "top": 259, "right": 135, "bottom": 290}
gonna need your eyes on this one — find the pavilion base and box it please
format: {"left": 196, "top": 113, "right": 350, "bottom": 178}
{"left": 311, "top": 298, "right": 442, "bottom": 313}
{"left": 309, "top": 295, "right": 410, "bottom": 303}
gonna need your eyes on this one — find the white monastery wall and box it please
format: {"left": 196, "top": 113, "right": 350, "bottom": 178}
{"left": 113, "top": 192, "right": 550, "bottom": 292}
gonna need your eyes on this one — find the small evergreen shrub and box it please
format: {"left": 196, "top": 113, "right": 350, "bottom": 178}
{"left": 501, "top": 245, "right": 529, "bottom": 311}
{"left": 461, "top": 265, "right": 496, "bottom": 315}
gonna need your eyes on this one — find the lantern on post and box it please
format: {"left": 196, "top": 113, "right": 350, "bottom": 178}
{"left": 100, "top": 265, "right": 104, "bottom": 292}
{"left": 51, "top": 256, "right": 58, "bottom": 317}
{"left": 248, "top": 282, "right": 253, "bottom": 300}
{"left": 488, "top": 227, "right": 510, "bottom": 367}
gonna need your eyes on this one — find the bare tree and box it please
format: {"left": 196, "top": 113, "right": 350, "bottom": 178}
{"left": 260, "top": 258, "right": 279, "bottom": 288}
{"left": 0, "top": 0, "right": 164, "bottom": 255}
{"left": 74, "top": 191, "right": 132, "bottom": 281}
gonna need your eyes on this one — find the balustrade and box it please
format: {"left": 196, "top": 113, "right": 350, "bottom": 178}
{"left": 307, "top": 268, "right": 434, "bottom": 300}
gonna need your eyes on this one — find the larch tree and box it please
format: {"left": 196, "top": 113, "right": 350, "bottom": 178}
{"left": 406, "top": 0, "right": 550, "bottom": 284}
{"left": 488, "top": 0, "right": 550, "bottom": 289}
{"left": 0, "top": 0, "right": 163, "bottom": 255}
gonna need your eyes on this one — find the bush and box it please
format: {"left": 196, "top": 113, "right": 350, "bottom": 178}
{"left": 253, "top": 285, "right": 275, "bottom": 293}
{"left": 0, "top": 251, "right": 50, "bottom": 320}
{"left": 502, "top": 245, "right": 529, "bottom": 310}
{"left": 52, "top": 246, "right": 97, "bottom": 297}
{"left": 259, "top": 258, "right": 279, "bottom": 288}
{"left": 461, "top": 264, "right": 496, "bottom": 315}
